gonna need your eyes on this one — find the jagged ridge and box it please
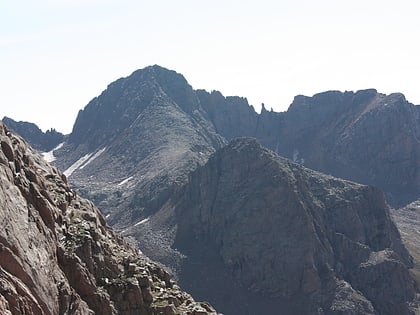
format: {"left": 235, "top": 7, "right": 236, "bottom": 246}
{"left": 2, "top": 116, "right": 64, "bottom": 152}
{"left": 198, "top": 88, "right": 420, "bottom": 206}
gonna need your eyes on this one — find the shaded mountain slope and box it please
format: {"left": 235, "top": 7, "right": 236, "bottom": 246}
{"left": 0, "top": 121, "right": 218, "bottom": 314}
{"left": 2, "top": 116, "right": 64, "bottom": 152}
{"left": 172, "top": 138, "right": 418, "bottom": 315}
{"left": 279, "top": 90, "right": 420, "bottom": 206}
{"left": 198, "top": 88, "right": 420, "bottom": 207}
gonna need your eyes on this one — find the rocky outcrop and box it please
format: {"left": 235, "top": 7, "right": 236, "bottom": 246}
{"left": 2, "top": 116, "right": 64, "bottom": 152}
{"left": 0, "top": 121, "right": 218, "bottom": 315}
{"left": 172, "top": 138, "right": 418, "bottom": 315}
{"left": 197, "top": 90, "right": 284, "bottom": 151}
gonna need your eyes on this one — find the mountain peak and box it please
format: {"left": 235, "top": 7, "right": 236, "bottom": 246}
{"left": 69, "top": 65, "right": 200, "bottom": 149}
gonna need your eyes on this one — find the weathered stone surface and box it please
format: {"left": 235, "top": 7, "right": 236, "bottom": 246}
{"left": 0, "top": 121, "right": 219, "bottom": 315}
{"left": 1, "top": 136, "right": 14, "bottom": 162}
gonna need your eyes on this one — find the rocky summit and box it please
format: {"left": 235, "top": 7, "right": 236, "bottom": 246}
{"left": 172, "top": 138, "right": 418, "bottom": 315}
{"left": 0, "top": 121, "right": 218, "bottom": 314}
{"left": 53, "top": 65, "right": 225, "bottom": 232}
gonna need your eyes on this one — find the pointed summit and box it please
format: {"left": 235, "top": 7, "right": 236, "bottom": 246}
{"left": 69, "top": 65, "right": 200, "bottom": 149}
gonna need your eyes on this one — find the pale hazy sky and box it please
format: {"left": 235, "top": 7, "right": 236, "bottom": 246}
{"left": 2, "top": 0, "right": 420, "bottom": 133}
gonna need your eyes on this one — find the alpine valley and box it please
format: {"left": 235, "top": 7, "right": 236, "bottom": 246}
{"left": 3, "top": 65, "right": 419, "bottom": 315}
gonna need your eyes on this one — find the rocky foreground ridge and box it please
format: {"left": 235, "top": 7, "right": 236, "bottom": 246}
{"left": 2, "top": 116, "right": 64, "bottom": 152}
{"left": 0, "top": 121, "right": 218, "bottom": 314}
{"left": 171, "top": 138, "right": 419, "bottom": 315}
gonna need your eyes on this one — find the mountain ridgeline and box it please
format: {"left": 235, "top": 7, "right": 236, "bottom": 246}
{"left": 198, "top": 88, "right": 420, "bottom": 207}
{"left": 2, "top": 65, "right": 419, "bottom": 314}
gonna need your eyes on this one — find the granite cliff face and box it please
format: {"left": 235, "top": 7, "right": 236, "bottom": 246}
{"left": 0, "top": 121, "right": 218, "bottom": 315}
{"left": 2, "top": 116, "right": 64, "bottom": 152}
{"left": 173, "top": 138, "right": 418, "bottom": 315}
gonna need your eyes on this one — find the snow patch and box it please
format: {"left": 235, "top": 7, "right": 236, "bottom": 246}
{"left": 134, "top": 218, "right": 149, "bottom": 226}
{"left": 118, "top": 176, "right": 133, "bottom": 186}
{"left": 80, "top": 147, "right": 106, "bottom": 169}
{"left": 63, "top": 147, "right": 106, "bottom": 177}
{"left": 42, "top": 142, "right": 64, "bottom": 162}
{"left": 63, "top": 153, "right": 93, "bottom": 177}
